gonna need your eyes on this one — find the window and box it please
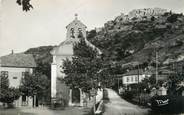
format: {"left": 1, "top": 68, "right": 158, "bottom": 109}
{"left": 78, "top": 28, "right": 82, "bottom": 32}
{"left": 22, "top": 72, "right": 25, "bottom": 77}
{"left": 1, "top": 71, "right": 8, "bottom": 78}
{"left": 22, "top": 72, "right": 29, "bottom": 77}
{"left": 135, "top": 76, "right": 138, "bottom": 82}
{"left": 131, "top": 77, "right": 134, "bottom": 82}
{"left": 70, "top": 28, "right": 75, "bottom": 38}
{"left": 78, "top": 28, "right": 83, "bottom": 38}
{"left": 13, "top": 77, "right": 17, "bottom": 79}
{"left": 126, "top": 77, "right": 129, "bottom": 82}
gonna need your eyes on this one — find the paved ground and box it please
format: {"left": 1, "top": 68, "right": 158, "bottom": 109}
{"left": 103, "top": 89, "right": 149, "bottom": 115}
{"left": 0, "top": 90, "right": 101, "bottom": 115}
{"left": 0, "top": 106, "right": 92, "bottom": 115}
{"left": 23, "top": 106, "right": 92, "bottom": 115}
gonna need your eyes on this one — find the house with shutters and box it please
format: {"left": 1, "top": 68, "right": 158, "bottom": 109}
{"left": 0, "top": 52, "right": 36, "bottom": 107}
{"left": 122, "top": 69, "right": 152, "bottom": 86}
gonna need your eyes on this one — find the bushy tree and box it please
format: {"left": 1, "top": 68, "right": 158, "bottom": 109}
{"left": 0, "top": 75, "right": 20, "bottom": 107}
{"left": 0, "top": 75, "right": 9, "bottom": 92}
{"left": 138, "top": 75, "right": 156, "bottom": 93}
{"left": 167, "top": 73, "right": 184, "bottom": 95}
{"left": 20, "top": 73, "right": 50, "bottom": 105}
{"left": 0, "top": 88, "right": 20, "bottom": 105}
{"left": 62, "top": 38, "right": 102, "bottom": 92}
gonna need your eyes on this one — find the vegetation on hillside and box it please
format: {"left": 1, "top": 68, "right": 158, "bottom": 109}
{"left": 87, "top": 12, "right": 184, "bottom": 68}
{"left": 24, "top": 45, "right": 54, "bottom": 79}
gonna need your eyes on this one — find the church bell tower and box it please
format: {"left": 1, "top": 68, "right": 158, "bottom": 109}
{"left": 66, "top": 14, "right": 87, "bottom": 40}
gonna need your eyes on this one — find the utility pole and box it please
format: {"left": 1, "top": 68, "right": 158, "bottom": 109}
{"left": 137, "top": 64, "right": 140, "bottom": 84}
{"left": 155, "top": 50, "right": 158, "bottom": 84}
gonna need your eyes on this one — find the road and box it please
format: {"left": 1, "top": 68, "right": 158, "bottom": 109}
{"left": 0, "top": 107, "right": 92, "bottom": 115}
{"left": 103, "top": 89, "right": 149, "bottom": 115}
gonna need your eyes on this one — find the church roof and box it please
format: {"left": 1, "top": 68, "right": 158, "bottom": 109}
{"left": 50, "top": 38, "right": 78, "bottom": 56}
{"left": 123, "top": 69, "right": 144, "bottom": 76}
{"left": 0, "top": 53, "right": 36, "bottom": 68}
{"left": 50, "top": 38, "right": 101, "bottom": 55}
{"left": 66, "top": 14, "right": 87, "bottom": 29}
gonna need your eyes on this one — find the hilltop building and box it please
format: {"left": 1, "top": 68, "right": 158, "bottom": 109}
{"left": 0, "top": 52, "right": 36, "bottom": 107}
{"left": 110, "top": 8, "right": 167, "bottom": 25}
{"left": 128, "top": 8, "right": 167, "bottom": 19}
{"left": 50, "top": 14, "right": 100, "bottom": 106}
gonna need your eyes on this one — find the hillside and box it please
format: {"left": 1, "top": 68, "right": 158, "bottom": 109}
{"left": 87, "top": 9, "right": 184, "bottom": 68}
{"left": 24, "top": 45, "right": 55, "bottom": 78}
{"left": 23, "top": 8, "right": 184, "bottom": 75}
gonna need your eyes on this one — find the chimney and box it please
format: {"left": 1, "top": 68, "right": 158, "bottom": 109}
{"left": 0, "top": 58, "right": 1, "bottom": 67}
{"left": 11, "top": 50, "right": 14, "bottom": 54}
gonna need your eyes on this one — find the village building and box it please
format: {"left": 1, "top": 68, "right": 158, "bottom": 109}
{"left": 128, "top": 8, "right": 167, "bottom": 20}
{"left": 0, "top": 52, "right": 37, "bottom": 107}
{"left": 50, "top": 14, "right": 101, "bottom": 106}
{"left": 122, "top": 69, "right": 151, "bottom": 86}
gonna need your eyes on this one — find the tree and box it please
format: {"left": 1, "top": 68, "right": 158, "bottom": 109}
{"left": 62, "top": 38, "right": 102, "bottom": 92}
{"left": 16, "top": 0, "right": 33, "bottom": 12}
{"left": 20, "top": 72, "right": 50, "bottom": 105}
{"left": 138, "top": 75, "right": 156, "bottom": 93}
{"left": 0, "top": 75, "right": 20, "bottom": 107}
{"left": 167, "top": 14, "right": 179, "bottom": 23}
{"left": 167, "top": 73, "right": 184, "bottom": 95}
{"left": 0, "top": 75, "right": 9, "bottom": 93}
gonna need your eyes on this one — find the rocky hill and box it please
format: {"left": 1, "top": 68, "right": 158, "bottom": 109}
{"left": 24, "top": 8, "right": 184, "bottom": 75}
{"left": 87, "top": 9, "right": 184, "bottom": 68}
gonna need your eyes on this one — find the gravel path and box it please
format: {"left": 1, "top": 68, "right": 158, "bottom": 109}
{"left": 103, "top": 89, "right": 149, "bottom": 115}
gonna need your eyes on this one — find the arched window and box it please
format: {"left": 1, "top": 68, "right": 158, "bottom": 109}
{"left": 78, "top": 28, "right": 83, "bottom": 38}
{"left": 70, "top": 28, "right": 75, "bottom": 38}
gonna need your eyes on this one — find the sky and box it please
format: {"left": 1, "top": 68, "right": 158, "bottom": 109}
{"left": 0, "top": 0, "right": 184, "bottom": 56}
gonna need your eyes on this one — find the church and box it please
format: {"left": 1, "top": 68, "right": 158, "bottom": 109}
{"left": 50, "top": 14, "right": 100, "bottom": 106}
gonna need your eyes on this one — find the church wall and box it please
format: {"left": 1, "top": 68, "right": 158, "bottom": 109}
{"left": 51, "top": 15, "right": 90, "bottom": 106}
{"left": 55, "top": 44, "right": 74, "bottom": 56}
{"left": 51, "top": 55, "right": 72, "bottom": 99}
{"left": 56, "top": 79, "right": 70, "bottom": 105}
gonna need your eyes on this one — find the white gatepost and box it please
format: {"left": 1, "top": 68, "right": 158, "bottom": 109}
{"left": 17, "top": 96, "right": 22, "bottom": 107}
{"left": 68, "top": 89, "right": 72, "bottom": 106}
{"left": 27, "top": 96, "right": 33, "bottom": 107}
{"left": 79, "top": 88, "right": 83, "bottom": 107}
{"left": 51, "top": 63, "right": 57, "bottom": 100}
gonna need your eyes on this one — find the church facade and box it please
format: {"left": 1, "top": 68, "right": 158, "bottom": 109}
{"left": 50, "top": 14, "right": 98, "bottom": 106}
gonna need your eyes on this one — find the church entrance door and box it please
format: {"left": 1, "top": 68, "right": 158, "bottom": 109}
{"left": 72, "top": 88, "right": 80, "bottom": 103}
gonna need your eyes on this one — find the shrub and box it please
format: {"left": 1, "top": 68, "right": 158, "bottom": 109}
{"left": 0, "top": 75, "right": 21, "bottom": 108}
{"left": 167, "top": 14, "right": 179, "bottom": 23}
{"left": 121, "top": 90, "right": 137, "bottom": 101}
{"left": 0, "top": 88, "right": 20, "bottom": 107}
